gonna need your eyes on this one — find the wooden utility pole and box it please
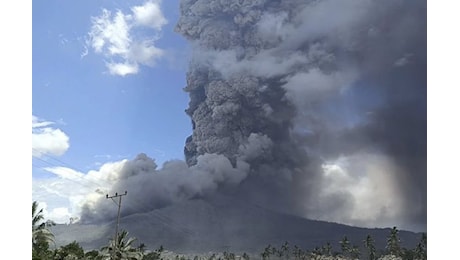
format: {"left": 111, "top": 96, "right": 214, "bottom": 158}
{"left": 106, "top": 191, "right": 127, "bottom": 257}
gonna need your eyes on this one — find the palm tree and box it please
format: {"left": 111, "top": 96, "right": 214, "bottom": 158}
{"left": 100, "top": 230, "right": 144, "bottom": 260}
{"left": 364, "top": 234, "right": 377, "bottom": 260}
{"left": 386, "top": 226, "right": 401, "bottom": 256}
{"left": 261, "top": 244, "right": 275, "bottom": 260}
{"left": 280, "top": 241, "right": 290, "bottom": 258}
{"left": 414, "top": 233, "right": 427, "bottom": 260}
{"left": 322, "top": 242, "right": 332, "bottom": 256}
{"left": 340, "top": 236, "right": 351, "bottom": 257}
{"left": 32, "top": 201, "right": 55, "bottom": 247}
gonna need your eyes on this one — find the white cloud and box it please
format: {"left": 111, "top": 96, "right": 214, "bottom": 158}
{"left": 31, "top": 201, "right": 72, "bottom": 225}
{"left": 89, "top": 10, "right": 131, "bottom": 55}
{"left": 106, "top": 61, "right": 139, "bottom": 76}
{"left": 43, "top": 166, "right": 85, "bottom": 181}
{"left": 132, "top": 0, "right": 167, "bottom": 29}
{"left": 87, "top": 1, "right": 167, "bottom": 76}
{"left": 48, "top": 207, "right": 72, "bottom": 224}
{"left": 32, "top": 115, "right": 70, "bottom": 158}
{"left": 129, "top": 40, "right": 164, "bottom": 66}
{"left": 32, "top": 159, "right": 128, "bottom": 224}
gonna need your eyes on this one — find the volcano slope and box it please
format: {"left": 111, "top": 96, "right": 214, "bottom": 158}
{"left": 52, "top": 194, "right": 422, "bottom": 254}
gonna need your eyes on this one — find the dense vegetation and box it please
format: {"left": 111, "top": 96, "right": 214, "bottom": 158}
{"left": 32, "top": 201, "right": 426, "bottom": 260}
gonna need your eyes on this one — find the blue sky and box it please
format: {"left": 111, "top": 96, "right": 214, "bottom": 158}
{"left": 32, "top": 0, "right": 195, "bottom": 221}
{"left": 33, "top": 0, "right": 190, "bottom": 172}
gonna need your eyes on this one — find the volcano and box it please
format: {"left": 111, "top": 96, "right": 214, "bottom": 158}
{"left": 52, "top": 194, "right": 422, "bottom": 254}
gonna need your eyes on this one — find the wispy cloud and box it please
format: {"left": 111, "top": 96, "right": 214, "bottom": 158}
{"left": 32, "top": 115, "right": 70, "bottom": 158}
{"left": 86, "top": 0, "right": 167, "bottom": 76}
{"left": 32, "top": 159, "right": 129, "bottom": 223}
{"left": 80, "top": 45, "right": 88, "bottom": 59}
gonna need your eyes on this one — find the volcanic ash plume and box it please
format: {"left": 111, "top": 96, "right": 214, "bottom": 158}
{"left": 81, "top": 0, "right": 426, "bottom": 231}
{"left": 80, "top": 153, "right": 249, "bottom": 223}
{"left": 174, "top": 0, "right": 426, "bottom": 231}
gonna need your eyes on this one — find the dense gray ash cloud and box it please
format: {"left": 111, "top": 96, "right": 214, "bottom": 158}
{"left": 81, "top": 0, "right": 426, "bottom": 231}
{"left": 80, "top": 153, "right": 249, "bottom": 223}
{"left": 176, "top": 0, "right": 426, "bottom": 230}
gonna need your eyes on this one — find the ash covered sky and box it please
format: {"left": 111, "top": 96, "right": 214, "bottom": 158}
{"left": 32, "top": 0, "right": 427, "bottom": 232}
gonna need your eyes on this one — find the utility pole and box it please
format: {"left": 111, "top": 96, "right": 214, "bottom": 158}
{"left": 106, "top": 191, "right": 127, "bottom": 258}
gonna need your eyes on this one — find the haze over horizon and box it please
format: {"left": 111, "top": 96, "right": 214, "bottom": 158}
{"left": 33, "top": 0, "right": 427, "bottom": 233}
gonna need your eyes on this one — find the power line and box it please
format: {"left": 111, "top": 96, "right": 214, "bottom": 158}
{"left": 33, "top": 156, "right": 102, "bottom": 191}
{"left": 32, "top": 148, "right": 96, "bottom": 174}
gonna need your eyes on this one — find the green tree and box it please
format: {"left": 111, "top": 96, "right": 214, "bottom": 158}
{"left": 292, "top": 245, "right": 301, "bottom": 259}
{"left": 349, "top": 245, "right": 361, "bottom": 259}
{"left": 321, "top": 242, "right": 332, "bottom": 256}
{"left": 32, "top": 238, "right": 55, "bottom": 260}
{"left": 32, "top": 201, "right": 55, "bottom": 259}
{"left": 340, "top": 236, "right": 351, "bottom": 257}
{"left": 54, "top": 241, "right": 85, "bottom": 260}
{"left": 223, "top": 251, "right": 236, "bottom": 260}
{"left": 85, "top": 250, "right": 103, "bottom": 260}
{"left": 143, "top": 245, "right": 165, "bottom": 260}
{"left": 261, "top": 244, "right": 275, "bottom": 260}
{"left": 414, "top": 233, "right": 427, "bottom": 260}
{"left": 32, "top": 201, "right": 55, "bottom": 246}
{"left": 364, "top": 235, "right": 377, "bottom": 260}
{"left": 292, "top": 245, "right": 308, "bottom": 260}
{"left": 279, "top": 241, "right": 290, "bottom": 259}
{"left": 311, "top": 246, "right": 324, "bottom": 258}
{"left": 386, "top": 226, "right": 401, "bottom": 256}
{"left": 100, "top": 230, "right": 144, "bottom": 260}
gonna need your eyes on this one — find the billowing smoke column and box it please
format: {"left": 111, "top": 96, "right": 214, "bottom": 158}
{"left": 81, "top": 0, "right": 426, "bottom": 231}
{"left": 175, "top": 0, "right": 426, "bottom": 231}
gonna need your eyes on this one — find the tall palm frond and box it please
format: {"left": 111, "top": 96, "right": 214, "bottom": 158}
{"left": 32, "top": 201, "right": 44, "bottom": 229}
{"left": 32, "top": 201, "right": 55, "bottom": 246}
{"left": 100, "top": 230, "right": 143, "bottom": 260}
{"left": 33, "top": 227, "right": 55, "bottom": 245}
